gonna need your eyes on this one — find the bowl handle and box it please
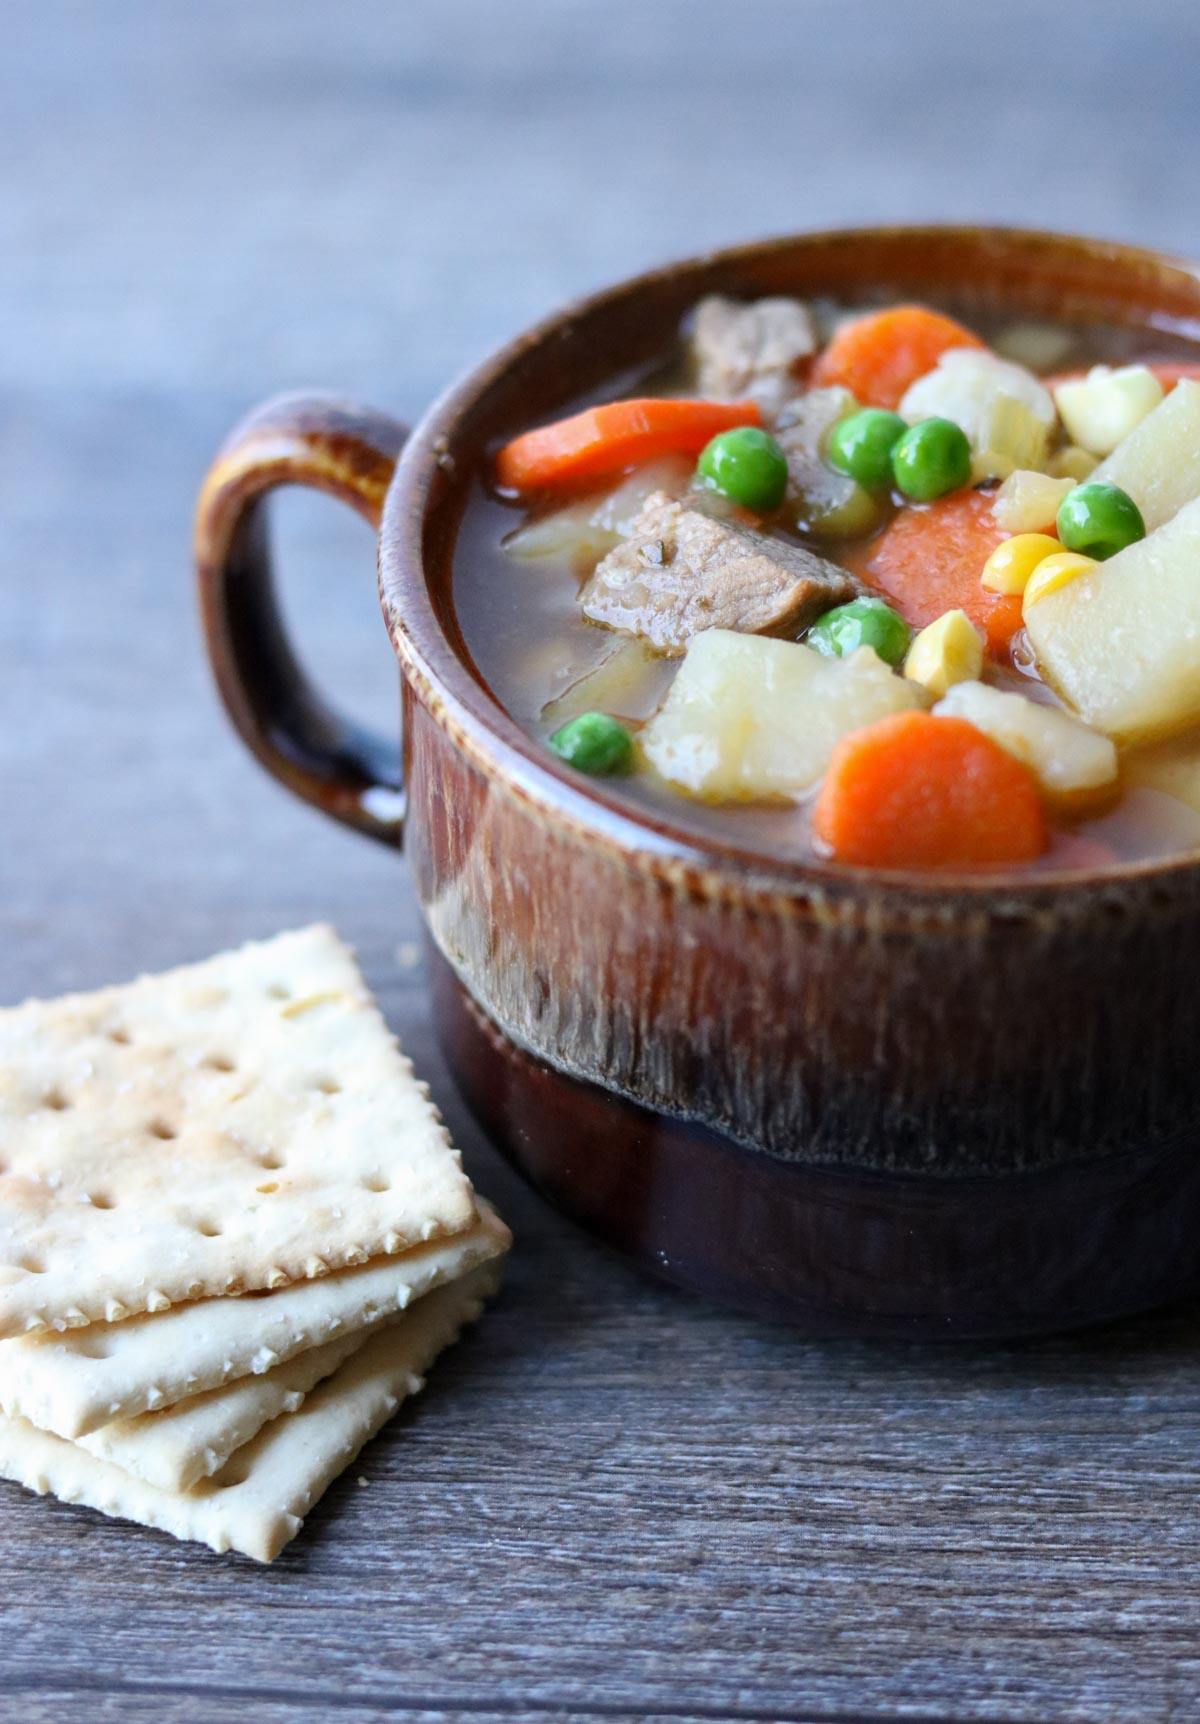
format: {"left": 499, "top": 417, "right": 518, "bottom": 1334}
{"left": 195, "top": 392, "right": 410, "bottom": 847}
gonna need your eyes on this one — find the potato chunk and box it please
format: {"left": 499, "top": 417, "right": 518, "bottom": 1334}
{"left": 1088, "top": 380, "right": 1200, "bottom": 531}
{"left": 933, "top": 681, "right": 1117, "bottom": 797}
{"left": 1024, "top": 495, "right": 1200, "bottom": 742}
{"left": 1062, "top": 365, "right": 1165, "bottom": 458}
{"left": 641, "top": 629, "right": 925, "bottom": 801}
{"left": 1053, "top": 364, "right": 1163, "bottom": 456}
{"left": 992, "top": 469, "right": 1076, "bottom": 534}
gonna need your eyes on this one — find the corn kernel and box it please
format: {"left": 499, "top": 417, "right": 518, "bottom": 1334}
{"left": 993, "top": 469, "right": 1076, "bottom": 533}
{"left": 981, "top": 533, "right": 1061, "bottom": 595}
{"left": 904, "top": 609, "right": 984, "bottom": 698}
{"left": 1022, "top": 551, "right": 1098, "bottom": 612}
{"left": 1050, "top": 445, "right": 1100, "bottom": 483}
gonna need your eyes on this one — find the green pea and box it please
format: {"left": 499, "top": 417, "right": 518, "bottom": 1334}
{"left": 696, "top": 426, "right": 789, "bottom": 512}
{"left": 891, "top": 417, "right": 972, "bottom": 502}
{"left": 549, "top": 711, "right": 634, "bottom": 776}
{"left": 1056, "top": 481, "right": 1145, "bottom": 561}
{"left": 826, "top": 409, "right": 908, "bottom": 491}
{"left": 807, "top": 597, "right": 911, "bottom": 667}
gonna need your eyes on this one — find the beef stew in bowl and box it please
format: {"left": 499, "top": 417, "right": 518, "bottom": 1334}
{"left": 199, "top": 227, "right": 1200, "bottom": 1335}
{"left": 459, "top": 295, "right": 1200, "bottom": 875}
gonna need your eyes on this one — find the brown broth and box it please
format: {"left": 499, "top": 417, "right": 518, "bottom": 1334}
{"left": 453, "top": 304, "right": 1200, "bottom": 873}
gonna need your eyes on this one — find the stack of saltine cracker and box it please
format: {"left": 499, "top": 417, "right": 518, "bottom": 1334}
{"left": 0, "top": 925, "right": 510, "bottom": 1561}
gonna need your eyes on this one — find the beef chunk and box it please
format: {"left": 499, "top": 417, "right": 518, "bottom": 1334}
{"left": 691, "top": 295, "right": 817, "bottom": 411}
{"left": 580, "top": 491, "right": 863, "bottom": 657}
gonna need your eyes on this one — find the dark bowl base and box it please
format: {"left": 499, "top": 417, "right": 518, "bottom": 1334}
{"left": 428, "top": 943, "right": 1200, "bottom": 1339}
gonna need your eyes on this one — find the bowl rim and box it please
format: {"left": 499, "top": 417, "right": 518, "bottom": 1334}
{"left": 379, "top": 222, "right": 1200, "bottom": 905}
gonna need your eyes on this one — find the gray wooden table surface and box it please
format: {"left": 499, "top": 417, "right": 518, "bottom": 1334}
{"left": 5, "top": 3, "right": 1200, "bottom": 1719}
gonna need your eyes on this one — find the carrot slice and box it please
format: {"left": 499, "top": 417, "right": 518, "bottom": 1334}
{"left": 495, "top": 398, "right": 762, "bottom": 493}
{"left": 813, "top": 711, "right": 1046, "bottom": 870}
{"left": 811, "top": 306, "right": 986, "bottom": 410}
{"left": 839, "top": 489, "right": 1020, "bottom": 655}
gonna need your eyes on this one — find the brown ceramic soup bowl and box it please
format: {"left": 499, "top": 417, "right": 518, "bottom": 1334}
{"left": 196, "top": 226, "right": 1200, "bottom": 1339}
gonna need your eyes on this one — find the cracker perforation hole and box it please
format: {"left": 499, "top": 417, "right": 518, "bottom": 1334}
{"left": 195, "top": 1220, "right": 222, "bottom": 1238}
{"left": 362, "top": 1174, "right": 388, "bottom": 1193}
{"left": 255, "top": 1181, "right": 280, "bottom": 1195}
{"left": 107, "top": 1028, "right": 131, "bottom": 1046}
{"left": 203, "top": 1054, "right": 235, "bottom": 1073}
{"left": 43, "top": 1090, "right": 69, "bottom": 1112}
{"left": 16, "top": 1255, "right": 44, "bottom": 1275}
{"left": 259, "top": 1151, "right": 283, "bottom": 1170}
{"left": 147, "top": 1120, "right": 177, "bottom": 1141}
{"left": 87, "top": 1192, "right": 116, "bottom": 1210}
{"left": 314, "top": 1078, "right": 341, "bottom": 1096}
{"left": 266, "top": 983, "right": 291, "bottom": 1001}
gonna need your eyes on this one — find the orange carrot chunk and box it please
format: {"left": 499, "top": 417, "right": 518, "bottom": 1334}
{"left": 811, "top": 306, "right": 986, "bottom": 411}
{"left": 813, "top": 712, "right": 1046, "bottom": 870}
{"left": 839, "top": 489, "right": 1021, "bottom": 655}
{"left": 495, "top": 397, "right": 762, "bottom": 493}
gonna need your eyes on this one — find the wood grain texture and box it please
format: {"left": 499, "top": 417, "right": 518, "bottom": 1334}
{"left": 4, "top": 2, "right": 1200, "bottom": 1719}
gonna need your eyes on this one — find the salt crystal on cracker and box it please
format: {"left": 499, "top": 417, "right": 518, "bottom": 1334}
{"left": 0, "top": 925, "right": 477, "bottom": 1339}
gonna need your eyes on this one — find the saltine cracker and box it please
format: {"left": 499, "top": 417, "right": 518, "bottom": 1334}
{"left": 0, "top": 926, "right": 477, "bottom": 1338}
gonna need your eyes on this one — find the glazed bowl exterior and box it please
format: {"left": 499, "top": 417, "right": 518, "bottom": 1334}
{"left": 197, "top": 227, "right": 1200, "bottom": 1337}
